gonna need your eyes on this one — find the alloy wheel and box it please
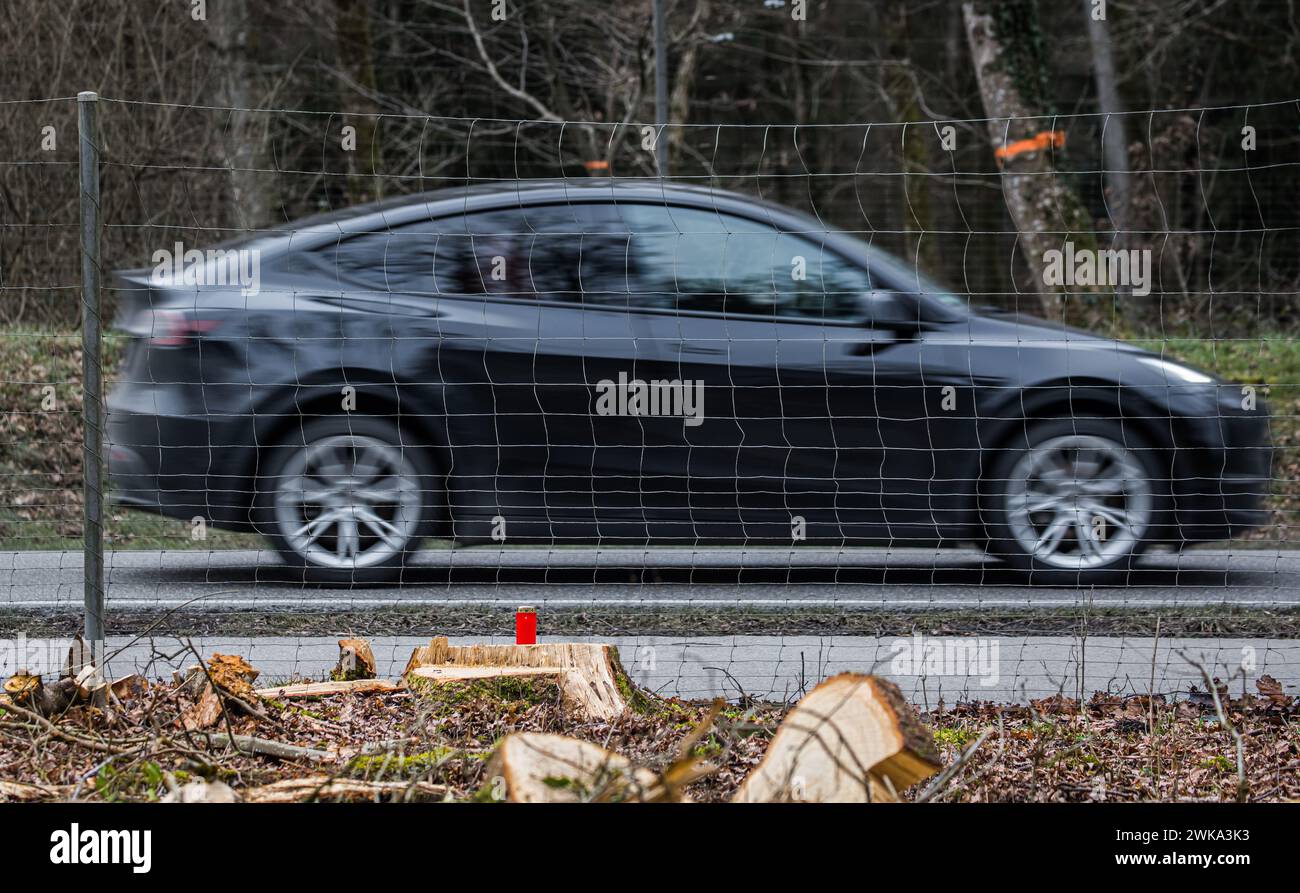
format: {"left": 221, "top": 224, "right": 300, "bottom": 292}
{"left": 1004, "top": 434, "right": 1153, "bottom": 570}
{"left": 272, "top": 434, "right": 423, "bottom": 570}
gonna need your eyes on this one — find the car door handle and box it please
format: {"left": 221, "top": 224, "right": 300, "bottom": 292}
{"left": 679, "top": 345, "right": 726, "bottom": 356}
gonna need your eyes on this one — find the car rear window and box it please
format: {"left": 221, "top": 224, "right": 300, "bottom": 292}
{"left": 312, "top": 204, "right": 634, "bottom": 303}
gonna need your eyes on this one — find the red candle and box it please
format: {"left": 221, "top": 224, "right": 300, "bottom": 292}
{"left": 515, "top": 605, "right": 537, "bottom": 645}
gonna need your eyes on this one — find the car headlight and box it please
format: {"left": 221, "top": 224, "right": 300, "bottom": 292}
{"left": 1136, "top": 356, "right": 1215, "bottom": 385}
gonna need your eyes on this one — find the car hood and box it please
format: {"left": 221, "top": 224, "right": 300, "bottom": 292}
{"left": 935, "top": 307, "right": 1224, "bottom": 384}
{"left": 947, "top": 308, "right": 1134, "bottom": 349}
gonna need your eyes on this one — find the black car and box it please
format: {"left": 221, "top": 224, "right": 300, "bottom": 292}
{"left": 106, "top": 181, "right": 1272, "bottom": 583}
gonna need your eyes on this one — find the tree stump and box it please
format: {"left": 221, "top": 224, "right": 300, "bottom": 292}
{"left": 735, "top": 674, "right": 941, "bottom": 803}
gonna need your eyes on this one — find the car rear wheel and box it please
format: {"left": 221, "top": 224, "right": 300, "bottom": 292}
{"left": 983, "top": 419, "right": 1164, "bottom": 583}
{"left": 257, "top": 417, "right": 439, "bottom": 583}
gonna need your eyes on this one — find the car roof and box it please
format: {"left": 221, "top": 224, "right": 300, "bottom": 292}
{"left": 265, "top": 179, "right": 811, "bottom": 241}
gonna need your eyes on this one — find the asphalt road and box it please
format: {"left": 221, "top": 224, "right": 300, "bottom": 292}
{"left": 2, "top": 546, "right": 1299, "bottom": 610}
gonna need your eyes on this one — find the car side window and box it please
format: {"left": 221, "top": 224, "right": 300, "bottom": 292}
{"left": 308, "top": 211, "right": 525, "bottom": 296}
{"left": 435, "top": 209, "right": 527, "bottom": 296}
{"left": 312, "top": 201, "right": 872, "bottom": 318}
{"left": 317, "top": 205, "right": 637, "bottom": 304}
{"left": 312, "top": 230, "right": 418, "bottom": 293}
{"left": 315, "top": 228, "right": 441, "bottom": 294}
{"left": 616, "top": 204, "right": 873, "bottom": 320}
{"left": 506, "top": 204, "right": 634, "bottom": 305}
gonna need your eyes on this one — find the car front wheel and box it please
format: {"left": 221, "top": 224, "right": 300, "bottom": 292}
{"left": 257, "top": 417, "right": 439, "bottom": 583}
{"left": 983, "top": 419, "right": 1165, "bottom": 583}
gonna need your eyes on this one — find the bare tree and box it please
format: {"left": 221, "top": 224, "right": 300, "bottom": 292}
{"left": 212, "top": 0, "right": 273, "bottom": 230}
{"left": 1083, "top": 0, "right": 1131, "bottom": 242}
{"left": 962, "top": 0, "right": 1101, "bottom": 320}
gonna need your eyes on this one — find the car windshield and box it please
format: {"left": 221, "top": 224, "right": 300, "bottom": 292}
{"left": 852, "top": 241, "right": 968, "bottom": 311}
{"left": 769, "top": 203, "right": 967, "bottom": 311}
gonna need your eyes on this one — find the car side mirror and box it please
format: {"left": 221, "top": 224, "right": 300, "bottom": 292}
{"left": 855, "top": 291, "right": 922, "bottom": 331}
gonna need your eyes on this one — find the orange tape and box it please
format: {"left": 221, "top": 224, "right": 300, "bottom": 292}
{"left": 994, "top": 130, "right": 1066, "bottom": 165}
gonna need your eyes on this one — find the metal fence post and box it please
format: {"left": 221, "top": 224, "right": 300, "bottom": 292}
{"left": 77, "top": 91, "right": 105, "bottom": 654}
{"left": 653, "top": 0, "right": 668, "bottom": 176}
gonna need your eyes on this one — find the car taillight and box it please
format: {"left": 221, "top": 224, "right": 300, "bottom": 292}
{"left": 145, "top": 309, "right": 222, "bottom": 347}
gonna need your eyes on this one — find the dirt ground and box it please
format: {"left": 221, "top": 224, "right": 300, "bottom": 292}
{"left": 1, "top": 652, "right": 1296, "bottom": 803}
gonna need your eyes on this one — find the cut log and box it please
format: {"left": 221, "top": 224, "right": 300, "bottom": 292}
{"left": 175, "top": 654, "right": 260, "bottom": 701}
{"left": 410, "top": 665, "right": 566, "bottom": 683}
{"left": 174, "top": 664, "right": 206, "bottom": 697}
{"left": 484, "top": 732, "right": 678, "bottom": 802}
{"left": 4, "top": 673, "right": 80, "bottom": 717}
{"left": 404, "top": 640, "right": 628, "bottom": 721}
{"left": 0, "top": 780, "right": 73, "bottom": 802}
{"left": 3, "top": 672, "right": 41, "bottom": 702}
{"left": 332, "top": 637, "right": 377, "bottom": 681}
{"left": 163, "top": 779, "right": 240, "bottom": 803}
{"left": 182, "top": 684, "right": 223, "bottom": 731}
{"left": 4, "top": 668, "right": 145, "bottom": 716}
{"left": 243, "top": 776, "right": 448, "bottom": 803}
{"left": 109, "top": 674, "right": 148, "bottom": 701}
{"left": 256, "top": 679, "right": 401, "bottom": 699}
{"left": 735, "top": 674, "right": 940, "bottom": 803}
{"left": 73, "top": 664, "right": 106, "bottom": 701}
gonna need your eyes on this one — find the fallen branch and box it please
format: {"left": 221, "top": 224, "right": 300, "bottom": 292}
{"left": 256, "top": 679, "right": 401, "bottom": 699}
{"left": 0, "top": 697, "right": 142, "bottom": 755}
{"left": 198, "top": 732, "right": 335, "bottom": 763}
{"left": 244, "top": 775, "right": 448, "bottom": 803}
{"left": 0, "top": 779, "right": 75, "bottom": 802}
{"left": 914, "top": 727, "right": 994, "bottom": 803}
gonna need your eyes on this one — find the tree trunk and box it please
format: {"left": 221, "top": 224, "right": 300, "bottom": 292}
{"left": 211, "top": 0, "right": 271, "bottom": 231}
{"left": 961, "top": 0, "right": 1101, "bottom": 322}
{"left": 885, "top": 1, "right": 939, "bottom": 274}
{"left": 1084, "top": 0, "right": 1131, "bottom": 240}
{"left": 404, "top": 639, "right": 630, "bottom": 721}
{"left": 667, "top": 22, "right": 703, "bottom": 173}
{"left": 1083, "top": 0, "right": 1142, "bottom": 327}
{"left": 333, "top": 637, "right": 377, "bottom": 681}
{"left": 334, "top": 0, "right": 384, "bottom": 203}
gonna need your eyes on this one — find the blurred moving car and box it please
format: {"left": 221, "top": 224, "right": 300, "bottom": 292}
{"left": 106, "top": 181, "right": 1272, "bottom": 582}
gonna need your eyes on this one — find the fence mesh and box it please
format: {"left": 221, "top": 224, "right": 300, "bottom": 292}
{"left": 1, "top": 94, "right": 1298, "bottom": 708}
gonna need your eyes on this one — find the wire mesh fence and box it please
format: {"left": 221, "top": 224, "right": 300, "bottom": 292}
{"left": 1, "top": 94, "right": 1298, "bottom": 706}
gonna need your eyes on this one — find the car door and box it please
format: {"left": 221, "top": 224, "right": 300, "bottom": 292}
{"left": 308, "top": 202, "right": 662, "bottom": 542}
{"left": 422, "top": 202, "right": 665, "bottom": 541}
{"left": 615, "top": 202, "right": 943, "bottom": 543}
